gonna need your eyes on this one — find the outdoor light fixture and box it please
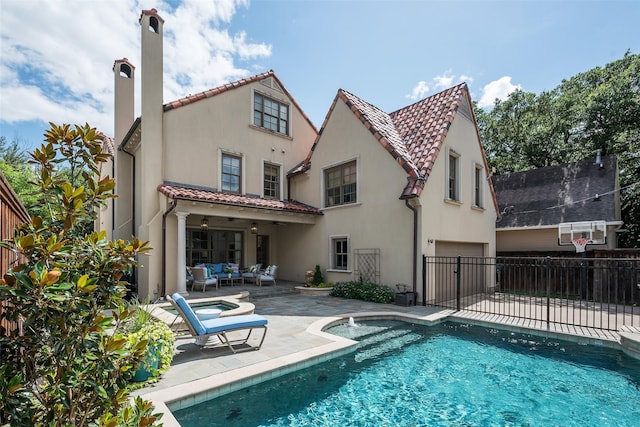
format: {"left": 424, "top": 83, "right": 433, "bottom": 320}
{"left": 201, "top": 217, "right": 209, "bottom": 229}
{"left": 250, "top": 222, "right": 258, "bottom": 234}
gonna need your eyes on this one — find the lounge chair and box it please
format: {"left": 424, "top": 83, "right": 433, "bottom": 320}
{"left": 256, "top": 265, "right": 278, "bottom": 286}
{"left": 241, "top": 263, "right": 262, "bottom": 283}
{"left": 168, "top": 293, "right": 268, "bottom": 353}
{"left": 191, "top": 266, "right": 217, "bottom": 292}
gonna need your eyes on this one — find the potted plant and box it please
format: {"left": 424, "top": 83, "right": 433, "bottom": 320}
{"left": 224, "top": 265, "right": 234, "bottom": 278}
{"left": 122, "top": 302, "right": 176, "bottom": 383}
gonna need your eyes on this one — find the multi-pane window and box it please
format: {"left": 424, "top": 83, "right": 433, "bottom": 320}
{"left": 222, "top": 154, "right": 241, "bottom": 193}
{"left": 332, "top": 237, "right": 349, "bottom": 270}
{"left": 264, "top": 163, "right": 280, "bottom": 199}
{"left": 254, "top": 93, "right": 289, "bottom": 135}
{"left": 325, "top": 161, "right": 357, "bottom": 207}
{"left": 474, "top": 165, "right": 483, "bottom": 207}
{"left": 448, "top": 153, "right": 459, "bottom": 201}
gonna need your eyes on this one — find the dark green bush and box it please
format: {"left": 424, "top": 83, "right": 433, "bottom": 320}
{"left": 330, "top": 281, "right": 395, "bottom": 303}
{"left": 312, "top": 264, "right": 324, "bottom": 286}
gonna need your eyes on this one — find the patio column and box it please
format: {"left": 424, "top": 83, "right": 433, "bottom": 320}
{"left": 175, "top": 211, "right": 189, "bottom": 295}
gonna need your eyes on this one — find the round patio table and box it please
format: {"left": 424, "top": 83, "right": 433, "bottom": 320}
{"left": 195, "top": 308, "right": 222, "bottom": 346}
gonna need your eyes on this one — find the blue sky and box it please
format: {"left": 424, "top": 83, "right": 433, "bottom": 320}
{"left": 1, "top": 0, "right": 638, "bottom": 152}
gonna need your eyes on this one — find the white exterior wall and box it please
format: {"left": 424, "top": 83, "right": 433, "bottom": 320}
{"left": 158, "top": 81, "right": 318, "bottom": 295}
{"left": 284, "top": 100, "right": 415, "bottom": 287}
{"left": 163, "top": 82, "right": 315, "bottom": 192}
{"left": 420, "top": 115, "right": 497, "bottom": 258}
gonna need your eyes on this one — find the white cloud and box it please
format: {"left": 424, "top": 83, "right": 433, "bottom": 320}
{"left": 478, "top": 76, "right": 522, "bottom": 108}
{"left": 406, "top": 71, "right": 472, "bottom": 100}
{"left": 406, "top": 81, "right": 430, "bottom": 101}
{"left": 0, "top": 0, "right": 271, "bottom": 137}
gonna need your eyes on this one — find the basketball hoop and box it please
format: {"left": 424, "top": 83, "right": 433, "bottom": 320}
{"left": 571, "top": 238, "right": 589, "bottom": 253}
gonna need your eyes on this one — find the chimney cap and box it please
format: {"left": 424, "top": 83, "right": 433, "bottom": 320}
{"left": 112, "top": 58, "right": 136, "bottom": 71}
{"left": 140, "top": 8, "right": 165, "bottom": 23}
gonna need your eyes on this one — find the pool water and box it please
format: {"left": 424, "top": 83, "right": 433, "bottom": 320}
{"left": 173, "top": 320, "right": 640, "bottom": 426}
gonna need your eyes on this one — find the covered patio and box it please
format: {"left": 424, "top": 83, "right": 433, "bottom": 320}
{"left": 158, "top": 183, "right": 322, "bottom": 296}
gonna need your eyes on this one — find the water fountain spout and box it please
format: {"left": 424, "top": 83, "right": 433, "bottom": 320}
{"left": 347, "top": 317, "right": 359, "bottom": 328}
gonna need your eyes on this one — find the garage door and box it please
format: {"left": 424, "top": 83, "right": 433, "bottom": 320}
{"left": 435, "top": 242, "right": 484, "bottom": 257}
{"left": 432, "top": 242, "right": 485, "bottom": 303}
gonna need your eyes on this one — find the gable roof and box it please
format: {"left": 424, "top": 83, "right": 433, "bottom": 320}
{"left": 492, "top": 155, "right": 620, "bottom": 229}
{"left": 291, "top": 83, "right": 497, "bottom": 209}
{"left": 120, "top": 70, "right": 318, "bottom": 151}
{"left": 158, "top": 183, "right": 322, "bottom": 216}
{"left": 163, "top": 70, "right": 318, "bottom": 133}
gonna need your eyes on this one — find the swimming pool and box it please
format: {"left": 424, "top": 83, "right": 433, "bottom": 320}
{"left": 173, "top": 320, "right": 640, "bottom": 426}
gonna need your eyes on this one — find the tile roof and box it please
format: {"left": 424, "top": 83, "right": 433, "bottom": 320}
{"left": 390, "top": 83, "right": 468, "bottom": 198}
{"left": 292, "top": 83, "right": 492, "bottom": 203}
{"left": 492, "top": 155, "right": 619, "bottom": 228}
{"left": 158, "top": 183, "right": 323, "bottom": 216}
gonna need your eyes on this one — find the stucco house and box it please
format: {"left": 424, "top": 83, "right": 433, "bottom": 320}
{"left": 104, "top": 9, "right": 498, "bottom": 301}
{"left": 492, "top": 153, "right": 622, "bottom": 254}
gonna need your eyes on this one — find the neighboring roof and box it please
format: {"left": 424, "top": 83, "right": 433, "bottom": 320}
{"left": 290, "top": 83, "right": 496, "bottom": 208}
{"left": 158, "top": 183, "right": 323, "bottom": 216}
{"left": 492, "top": 155, "right": 619, "bottom": 229}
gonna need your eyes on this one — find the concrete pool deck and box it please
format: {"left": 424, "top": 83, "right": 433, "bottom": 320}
{"left": 136, "top": 281, "right": 640, "bottom": 426}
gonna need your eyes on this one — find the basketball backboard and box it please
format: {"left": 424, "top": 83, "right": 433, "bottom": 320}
{"left": 558, "top": 220, "right": 607, "bottom": 252}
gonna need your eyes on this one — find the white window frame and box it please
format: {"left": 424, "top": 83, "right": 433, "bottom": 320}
{"left": 472, "top": 162, "right": 484, "bottom": 208}
{"left": 446, "top": 148, "right": 461, "bottom": 202}
{"left": 322, "top": 158, "right": 359, "bottom": 208}
{"left": 262, "top": 161, "right": 283, "bottom": 200}
{"left": 329, "top": 234, "right": 351, "bottom": 272}
{"left": 218, "top": 149, "right": 245, "bottom": 194}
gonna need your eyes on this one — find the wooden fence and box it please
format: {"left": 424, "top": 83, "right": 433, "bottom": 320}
{"left": 1, "top": 170, "right": 30, "bottom": 336}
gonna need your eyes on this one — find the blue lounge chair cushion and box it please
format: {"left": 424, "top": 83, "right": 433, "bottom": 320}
{"left": 171, "top": 293, "right": 206, "bottom": 336}
{"left": 201, "top": 314, "right": 268, "bottom": 334}
{"left": 171, "top": 293, "right": 268, "bottom": 336}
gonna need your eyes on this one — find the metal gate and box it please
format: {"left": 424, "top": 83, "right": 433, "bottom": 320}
{"left": 423, "top": 255, "right": 640, "bottom": 331}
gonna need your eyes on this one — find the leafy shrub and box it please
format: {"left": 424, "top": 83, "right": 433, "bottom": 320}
{"left": 0, "top": 124, "right": 159, "bottom": 426}
{"left": 330, "top": 281, "right": 395, "bottom": 303}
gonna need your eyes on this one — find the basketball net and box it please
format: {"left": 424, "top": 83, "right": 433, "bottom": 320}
{"left": 571, "top": 238, "right": 589, "bottom": 253}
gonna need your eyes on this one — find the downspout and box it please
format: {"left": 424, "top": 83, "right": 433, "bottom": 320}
{"left": 161, "top": 198, "right": 178, "bottom": 299}
{"left": 404, "top": 198, "right": 418, "bottom": 296}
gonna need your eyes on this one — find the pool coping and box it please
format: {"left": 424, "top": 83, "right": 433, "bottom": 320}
{"left": 141, "top": 310, "right": 640, "bottom": 427}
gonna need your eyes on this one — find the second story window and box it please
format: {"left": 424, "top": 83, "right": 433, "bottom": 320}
{"left": 264, "top": 163, "right": 280, "bottom": 199}
{"left": 222, "top": 154, "right": 241, "bottom": 193}
{"left": 325, "top": 160, "right": 357, "bottom": 207}
{"left": 474, "top": 164, "right": 483, "bottom": 208}
{"left": 448, "top": 151, "right": 460, "bottom": 201}
{"left": 254, "top": 93, "right": 289, "bottom": 135}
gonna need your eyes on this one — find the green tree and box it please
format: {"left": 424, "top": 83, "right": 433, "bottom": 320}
{"left": 0, "top": 136, "right": 41, "bottom": 215}
{"left": 0, "top": 123, "right": 157, "bottom": 426}
{"left": 478, "top": 52, "right": 640, "bottom": 247}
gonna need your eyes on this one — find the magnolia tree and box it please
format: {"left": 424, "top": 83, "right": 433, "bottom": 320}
{"left": 0, "top": 124, "right": 158, "bottom": 426}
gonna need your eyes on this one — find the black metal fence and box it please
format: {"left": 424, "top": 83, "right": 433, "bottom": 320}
{"left": 422, "top": 255, "right": 640, "bottom": 331}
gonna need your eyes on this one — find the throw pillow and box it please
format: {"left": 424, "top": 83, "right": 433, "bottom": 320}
{"left": 248, "top": 265, "right": 256, "bottom": 273}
